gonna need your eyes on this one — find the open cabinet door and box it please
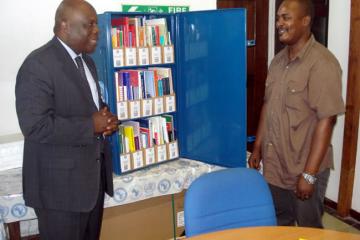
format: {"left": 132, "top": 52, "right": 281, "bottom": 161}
{"left": 175, "top": 9, "right": 247, "bottom": 167}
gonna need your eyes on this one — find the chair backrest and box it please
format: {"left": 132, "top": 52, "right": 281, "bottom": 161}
{"left": 184, "top": 168, "right": 276, "bottom": 237}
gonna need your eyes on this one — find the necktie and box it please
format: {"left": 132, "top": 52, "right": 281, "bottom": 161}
{"left": 75, "top": 56, "right": 87, "bottom": 80}
{"left": 74, "top": 55, "right": 100, "bottom": 109}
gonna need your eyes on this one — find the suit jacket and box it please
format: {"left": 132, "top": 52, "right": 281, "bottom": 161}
{"left": 15, "top": 37, "right": 114, "bottom": 212}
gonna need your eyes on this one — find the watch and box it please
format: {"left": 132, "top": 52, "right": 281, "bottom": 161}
{"left": 302, "top": 172, "right": 317, "bottom": 185}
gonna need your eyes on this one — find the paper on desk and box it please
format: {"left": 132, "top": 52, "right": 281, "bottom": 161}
{"left": 0, "top": 140, "right": 23, "bottom": 171}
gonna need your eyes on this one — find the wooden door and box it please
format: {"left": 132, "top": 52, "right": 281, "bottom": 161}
{"left": 217, "top": 0, "right": 269, "bottom": 150}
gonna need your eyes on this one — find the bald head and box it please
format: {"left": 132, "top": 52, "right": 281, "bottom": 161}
{"left": 54, "top": 0, "right": 95, "bottom": 34}
{"left": 53, "top": 0, "right": 98, "bottom": 54}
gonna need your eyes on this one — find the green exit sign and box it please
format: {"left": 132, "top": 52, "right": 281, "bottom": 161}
{"left": 122, "top": 5, "right": 189, "bottom": 13}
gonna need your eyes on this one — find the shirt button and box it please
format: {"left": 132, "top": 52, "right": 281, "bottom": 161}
{"left": 268, "top": 142, "right": 273, "bottom": 146}
{"left": 291, "top": 89, "right": 296, "bottom": 93}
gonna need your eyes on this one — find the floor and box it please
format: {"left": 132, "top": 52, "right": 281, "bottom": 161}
{"left": 323, "top": 210, "right": 360, "bottom": 234}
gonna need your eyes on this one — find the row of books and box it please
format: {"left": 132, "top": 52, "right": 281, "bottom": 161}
{"left": 117, "top": 94, "right": 176, "bottom": 120}
{"left": 112, "top": 45, "right": 174, "bottom": 67}
{"left": 114, "top": 68, "right": 174, "bottom": 102}
{"left": 111, "top": 17, "right": 171, "bottom": 48}
{"left": 120, "top": 140, "right": 179, "bottom": 173}
{"left": 119, "top": 115, "right": 176, "bottom": 154}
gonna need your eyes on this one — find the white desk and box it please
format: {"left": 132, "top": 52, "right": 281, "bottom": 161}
{"left": 0, "top": 158, "right": 223, "bottom": 238}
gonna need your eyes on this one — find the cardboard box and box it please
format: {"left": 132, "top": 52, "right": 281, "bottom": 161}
{"left": 101, "top": 191, "right": 185, "bottom": 240}
{"left": 173, "top": 191, "right": 186, "bottom": 238}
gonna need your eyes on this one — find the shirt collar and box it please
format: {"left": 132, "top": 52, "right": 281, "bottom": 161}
{"left": 284, "top": 34, "right": 315, "bottom": 62}
{"left": 57, "top": 37, "right": 82, "bottom": 60}
{"left": 296, "top": 34, "right": 315, "bottom": 60}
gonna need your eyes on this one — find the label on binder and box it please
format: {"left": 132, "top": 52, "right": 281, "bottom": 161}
{"left": 153, "top": 97, "right": 164, "bottom": 115}
{"left": 141, "top": 99, "right": 153, "bottom": 117}
{"left": 117, "top": 101, "right": 128, "bottom": 120}
{"left": 125, "top": 47, "right": 137, "bottom": 66}
{"left": 163, "top": 45, "right": 174, "bottom": 63}
{"left": 120, "top": 154, "right": 131, "bottom": 172}
{"left": 138, "top": 47, "right": 150, "bottom": 66}
{"left": 167, "top": 141, "right": 179, "bottom": 159}
{"left": 128, "top": 100, "right": 141, "bottom": 119}
{"left": 132, "top": 151, "right": 144, "bottom": 169}
{"left": 156, "top": 144, "right": 167, "bottom": 162}
{"left": 150, "top": 46, "right": 162, "bottom": 64}
{"left": 113, "top": 48, "right": 124, "bottom": 67}
{"left": 165, "top": 95, "right": 176, "bottom": 113}
{"left": 144, "top": 147, "right": 155, "bottom": 165}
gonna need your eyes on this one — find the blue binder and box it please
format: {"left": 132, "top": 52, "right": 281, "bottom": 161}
{"left": 92, "top": 9, "right": 247, "bottom": 174}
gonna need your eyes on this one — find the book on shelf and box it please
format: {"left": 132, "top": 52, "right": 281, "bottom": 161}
{"left": 144, "top": 18, "right": 170, "bottom": 46}
{"left": 124, "top": 125, "right": 135, "bottom": 152}
{"left": 162, "top": 114, "right": 175, "bottom": 142}
{"left": 111, "top": 17, "right": 171, "bottom": 48}
{"left": 127, "top": 70, "right": 142, "bottom": 100}
{"left": 120, "top": 116, "right": 176, "bottom": 156}
{"left": 124, "top": 121, "right": 141, "bottom": 150}
{"left": 114, "top": 67, "right": 176, "bottom": 121}
{"left": 139, "top": 118, "right": 153, "bottom": 147}
{"left": 149, "top": 67, "right": 174, "bottom": 95}
{"left": 111, "top": 17, "right": 129, "bottom": 47}
{"left": 140, "top": 127, "right": 151, "bottom": 148}
{"left": 128, "top": 18, "right": 138, "bottom": 48}
{"left": 110, "top": 16, "right": 174, "bottom": 67}
{"left": 143, "top": 70, "right": 156, "bottom": 98}
{"left": 115, "top": 68, "right": 175, "bottom": 101}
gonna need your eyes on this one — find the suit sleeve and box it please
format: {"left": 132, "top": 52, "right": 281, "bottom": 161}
{"left": 15, "top": 57, "right": 95, "bottom": 145}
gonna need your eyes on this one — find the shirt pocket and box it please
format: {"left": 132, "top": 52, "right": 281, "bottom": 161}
{"left": 285, "top": 79, "right": 308, "bottom": 108}
{"left": 285, "top": 78, "right": 311, "bottom": 129}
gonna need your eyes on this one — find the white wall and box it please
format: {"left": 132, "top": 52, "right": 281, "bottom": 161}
{"left": 268, "top": 0, "right": 276, "bottom": 65}
{"left": 326, "top": 0, "right": 351, "bottom": 207}
{"left": 268, "top": 1, "right": 360, "bottom": 211}
{"left": 326, "top": 0, "right": 360, "bottom": 213}
{"left": 0, "top": 0, "right": 216, "bottom": 136}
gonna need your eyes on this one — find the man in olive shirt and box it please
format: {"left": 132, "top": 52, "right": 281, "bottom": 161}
{"left": 248, "top": 0, "right": 345, "bottom": 227}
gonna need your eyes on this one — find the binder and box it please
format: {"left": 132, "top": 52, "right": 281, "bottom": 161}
{"left": 92, "top": 9, "right": 247, "bottom": 174}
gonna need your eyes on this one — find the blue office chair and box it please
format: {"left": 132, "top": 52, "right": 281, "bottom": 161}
{"left": 184, "top": 168, "right": 276, "bottom": 237}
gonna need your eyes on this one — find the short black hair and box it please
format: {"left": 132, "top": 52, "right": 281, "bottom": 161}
{"left": 300, "top": 0, "right": 315, "bottom": 23}
{"left": 282, "top": 0, "right": 315, "bottom": 25}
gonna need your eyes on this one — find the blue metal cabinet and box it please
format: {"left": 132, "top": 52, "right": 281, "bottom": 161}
{"left": 92, "top": 9, "right": 247, "bottom": 174}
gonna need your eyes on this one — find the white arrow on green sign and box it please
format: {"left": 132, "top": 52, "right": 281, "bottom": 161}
{"left": 122, "top": 5, "right": 189, "bottom": 13}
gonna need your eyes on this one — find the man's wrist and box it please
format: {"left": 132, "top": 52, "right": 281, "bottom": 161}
{"left": 252, "top": 141, "right": 262, "bottom": 151}
{"left": 302, "top": 172, "right": 317, "bottom": 184}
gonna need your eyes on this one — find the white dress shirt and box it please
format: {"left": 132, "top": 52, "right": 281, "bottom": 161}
{"left": 57, "top": 37, "right": 100, "bottom": 110}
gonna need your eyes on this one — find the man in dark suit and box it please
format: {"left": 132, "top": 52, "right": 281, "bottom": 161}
{"left": 15, "top": 0, "right": 118, "bottom": 239}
